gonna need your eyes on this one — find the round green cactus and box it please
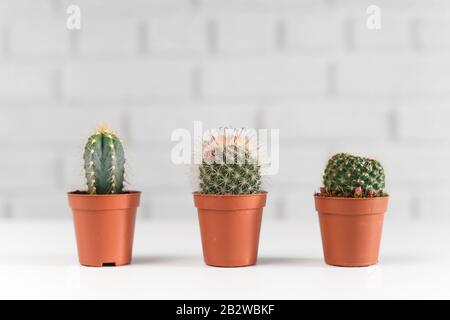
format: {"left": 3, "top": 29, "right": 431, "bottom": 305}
{"left": 83, "top": 125, "right": 125, "bottom": 194}
{"left": 323, "top": 153, "right": 386, "bottom": 197}
{"left": 199, "top": 129, "right": 262, "bottom": 195}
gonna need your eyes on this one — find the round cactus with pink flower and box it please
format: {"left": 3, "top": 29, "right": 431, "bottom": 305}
{"left": 320, "top": 153, "right": 386, "bottom": 198}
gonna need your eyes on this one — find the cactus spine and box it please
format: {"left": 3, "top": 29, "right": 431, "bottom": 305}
{"left": 322, "top": 153, "right": 386, "bottom": 198}
{"left": 83, "top": 125, "right": 125, "bottom": 195}
{"left": 199, "top": 128, "right": 262, "bottom": 195}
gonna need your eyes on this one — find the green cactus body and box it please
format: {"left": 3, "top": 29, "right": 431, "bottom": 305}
{"left": 323, "top": 153, "right": 385, "bottom": 197}
{"left": 83, "top": 126, "right": 125, "bottom": 194}
{"left": 199, "top": 138, "right": 262, "bottom": 195}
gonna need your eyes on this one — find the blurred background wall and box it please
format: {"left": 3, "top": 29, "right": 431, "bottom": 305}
{"left": 1, "top": 0, "right": 450, "bottom": 220}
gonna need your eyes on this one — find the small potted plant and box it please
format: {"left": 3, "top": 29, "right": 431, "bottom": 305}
{"left": 193, "top": 128, "right": 267, "bottom": 267}
{"left": 67, "top": 124, "right": 141, "bottom": 267}
{"left": 314, "top": 153, "right": 389, "bottom": 267}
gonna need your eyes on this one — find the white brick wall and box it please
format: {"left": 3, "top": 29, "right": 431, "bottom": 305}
{"left": 0, "top": 64, "right": 54, "bottom": 101}
{"left": 0, "top": 0, "right": 449, "bottom": 220}
{"left": 263, "top": 102, "right": 390, "bottom": 140}
{"left": 62, "top": 61, "right": 194, "bottom": 100}
{"left": 215, "top": 14, "right": 278, "bottom": 54}
{"left": 397, "top": 103, "right": 450, "bottom": 140}
{"left": 129, "top": 105, "right": 258, "bottom": 143}
{"left": 0, "top": 153, "right": 58, "bottom": 189}
{"left": 337, "top": 57, "right": 450, "bottom": 96}
{"left": 353, "top": 14, "right": 412, "bottom": 51}
{"left": 10, "top": 20, "right": 70, "bottom": 56}
{"left": 148, "top": 15, "right": 208, "bottom": 55}
{"left": 0, "top": 107, "right": 124, "bottom": 144}
{"left": 418, "top": 15, "right": 450, "bottom": 51}
{"left": 78, "top": 19, "right": 140, "bottom": 57}
{"left": 202, "top": 57, "right": 329, "bottom": 97}
{"left": 284, "top": 14, "right": 345, "bottom": 52}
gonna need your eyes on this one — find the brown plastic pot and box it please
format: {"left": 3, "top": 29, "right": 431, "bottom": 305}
{"left": 67, "top": 191, "right": 141, "bottom": 267}
{"left": 314, "top": 196, "right": 389, "bottom": 267}
{"left": 193, "top": 193, "right": 267, "bottom": 267}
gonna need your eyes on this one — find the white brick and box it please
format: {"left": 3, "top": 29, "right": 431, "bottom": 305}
{"left": 338, "top": 57, "right": 450, "bottom": 95}
{"left": 0, "top": 23, "right": 6, "bottom": 57}
{"left": 216, "top": 14, "right": 277, "bottom": 54}
{"left": 384, "top": 185, "right": 414, "bottom": 220}
{"left": 270, "top": 145, "right": 328, "bottom": 186}
{"left": 149, "top": 15, "right": 208, "bottom": 54}
{"left": 129, "top": 148, "right": 191, "bottom": 189}
{"left": 0, "top": 153, "right": 58, "bottom": 190}
{"left": 284, "top": 191, "right": 317, "bottom": 220}
{"left": 10, "top": 21, "right": 70, "bottom": 56}
{"left": 63, "top": 154, "right": 85, "bottom": 192}
{"left": 398, "top": 103, "right": 450, "bottom": 140}
{"left": 10, "top": 191, "right": 69, "bottom": 219}
{"left": 0, "top": 107, "right": 124, "bottom": 145}
{"left": 148, "top": 192, "right": 195, "bottom": 219}
{"left": 62, "top": 61, "right": 193, "bottom": 100}
{"left": 202, "top": 57, "right": 328, "bottom": 97}
{"left": 0, "top": 64, "right": 54, "bottom": 101}
{"left": 285, "top": 14, "right": 344, "bottom": 52}
{"left": 200, "top": 0, "right": 326, "bottom": 11}
{"left": 0, "top": 0, "right": 53, "bottom": 18}
{"left": 0, "top": 196, "right": 6, "bottom": 218}
{"left": 61, "top": 0, "right": 191, "bottom": 15}
{"left": 263, "top": 102, "right": 389, "bottom": 140}
{"left": 262, "top": 191, "right": 283, "bottom": 219}
{"left": 417, "top": 185, "right": 450, "bottom": 219}
{"left": 419, "top": 16, "right": 450, "bottom": 51}
{"left": 129, "top": 105, "right": 258, "bottom": 143}
{"left": 353, "top": 14, "right": 412, "bottom": 51}
{"left": 336, "top": 0, "right": 450, "bottom": 11}
{"left": 78, "top": 20, "right": 139, "bottom": 57}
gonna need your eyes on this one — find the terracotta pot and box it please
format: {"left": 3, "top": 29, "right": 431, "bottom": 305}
{"left": 314, "top": 196, "right": 389, "bottom": 267}
{"left": 67, "top": 191, "right": 141, "bottom": 267}
{"left": 193, "top": 193, "right": 267, "bottom": 267}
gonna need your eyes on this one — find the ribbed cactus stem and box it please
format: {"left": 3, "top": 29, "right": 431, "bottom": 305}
{"left": 83, "top": 125, "right": 125, "bottom": 195}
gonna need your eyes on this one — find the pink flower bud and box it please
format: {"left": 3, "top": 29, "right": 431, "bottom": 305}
{"left": 354, "top": 187, "right": 363, "bottom": 197}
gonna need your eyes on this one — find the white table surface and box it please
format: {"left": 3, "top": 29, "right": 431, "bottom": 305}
{"left": 0, "top": 219, "right": 449, "bottom": 300}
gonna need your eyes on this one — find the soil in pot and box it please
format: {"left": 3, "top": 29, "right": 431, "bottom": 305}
{"left": 314, "top": 196, "right": 389, "bottom": 267}
{"left": 68, "top": 191, "right": 141, "bottom": 267}
{"left": 193, "top": 193, "right": 267, "bottom": 267}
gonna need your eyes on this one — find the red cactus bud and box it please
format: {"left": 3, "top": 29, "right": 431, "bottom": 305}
{"left": 367, "top": 189, "right": 375, "bottom": 197}
{"left": 320, "top": 187, "right": 327, "bottom": 195}
{"left": 354, "top": 186, "right": 362, "bottom": 198}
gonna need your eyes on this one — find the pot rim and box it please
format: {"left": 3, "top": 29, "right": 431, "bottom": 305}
{"left": 193, "top": 192, "right": 267, "bottom": 210}
{"left": 68, "top": 190, "right": 141, "bottom": 198}
{"left": 314, "top": 195, "right": 388, "bottom": 216}
{"left": 193, "top": 191, "right": 267, "bottom": 198}
{"left": 314, "top": 195, "right": 389, "bottom": 201}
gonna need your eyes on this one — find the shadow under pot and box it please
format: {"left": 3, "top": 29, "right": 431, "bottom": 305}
{"left": 314, "top": 196, "right": 389, "bottom": 267}
{"left": 67, "top": 191, "right": 141, "bottom": 267}
{"left": 194, "top": 193, "right": 267, "bottom": 267}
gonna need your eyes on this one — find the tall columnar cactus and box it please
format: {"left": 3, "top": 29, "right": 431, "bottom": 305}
{"left": 199, "top": 128, "right": 262, "bottom": 195}
{"left": 322, "top": 153, "right": 386, "bottom": 198}
{"left": 83, "top": 125, "right": 125, "bottom": 194}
